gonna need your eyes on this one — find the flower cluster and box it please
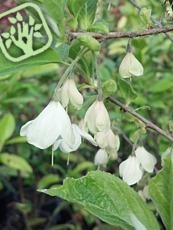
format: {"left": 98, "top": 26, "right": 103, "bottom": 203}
{"left": 119, "top": 146, "right": 157, "bottom": 185}
{"left": 84, "top": 99, "right": 120, "bottom": 167}
{"left": 20, "top": 79, "right": 97, "bottom": 156}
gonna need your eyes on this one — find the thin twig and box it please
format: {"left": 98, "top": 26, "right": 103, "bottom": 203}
{"left": 108, "top": 97, "right": 173, "bottom": 143}
{"left": 67, "top": 25, "right": 173, "bottom": 40}
{"left": 128, "top": 0, "right": 173, "bottom": 42}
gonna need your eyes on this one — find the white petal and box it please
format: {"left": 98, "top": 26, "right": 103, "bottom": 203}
{"left": 95, "top": 131, "right": 108, "bottom": 148}
{"left": 84, "top": 101, "right": 98, "bottom": 134}
{"left": 94, "top": 149, "right": 108, "bottom": 166}
{"left": 107, "top": 130, "right": 120, "bottom": 150}
{"left": 69, "top": 79, "right": 83, "bottom": 110}
{"left": 53, "top": 139, "right": 62, "bottom": 151}
{"left": 119, "top": 52, "right": 143, "bottom": 78}
{"left": 75, "top": 125, "right": 97, "bottom": 146}
{"left": 54, "top": 124, "right": 81, "bottom": 153}
{"left": 59, "top": 80, "right": 69, "bottom": 108}
{"left": 119, "top": 156, "right": 143, "bottom": 185}
{"left": 20, "top": 101, "right": 71, "bottom": 149}
{"left": 20, "top": 120, "right": 33, "bottom": 136}
{"left": 95, "top": 101, "right": 110, "bottom": 132}
{"left": 135, "top": 146, "right": 156, "bottom": 173}
{"left": 128, "top": 53, "right": 143, "bottom": 76}
{"left": 119, "top": 53, "right": 132, "bottom": 78}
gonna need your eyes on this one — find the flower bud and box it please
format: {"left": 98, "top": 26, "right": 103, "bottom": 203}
{"left": 59, "top": 79, "right": 83, "bottom": 110}
{"left": 95, "top": 129, "right": 120, "bottom": 151}
{"left": 94, "top": 149, "right": 108, "bottom": 167}
{"left": 84, "top": 100, "right": 110, "bottom": 134}
{"left": 119, "top": 156, "right": 143, "bottom": 185}
{"left": 119, "top": 52, "right": 143, "bottom": 78}
{"left": 135, "top": 146, "right": 156, "bottom": 173}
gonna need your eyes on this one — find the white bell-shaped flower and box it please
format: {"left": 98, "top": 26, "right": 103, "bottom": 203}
{"left": 94, "top": 149, "right": 108, "bottom": 167}
{"left": 84, "top": 100, "right": 110, "bottom": 134}
{"left": 135, "top": 146, "right": 156, "bottom": 173}
{"left": 58, "top": 78, "right": 83, "bottom": 110}
{"left": 95, "top": 129, "right": 120, "bottom": 150}
{"left": 119, "top": 156, "right": 143, "bottom": 185}
{"left": 53, "top": 124, "right": 97, "bottom": 153}
{"left": 119, "top": 52, "right": 144, "bottom": 78}
{"left": 20, "top": 101, "right": 72, "bottom": 149}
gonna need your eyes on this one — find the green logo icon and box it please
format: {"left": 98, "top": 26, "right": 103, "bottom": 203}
{"left": 0, "top": 3, "right": 52, "bottom": 62}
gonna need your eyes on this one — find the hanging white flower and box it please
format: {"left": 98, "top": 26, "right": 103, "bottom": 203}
{"left": 95, "top": 129, "right": 120, "bottom": 150}
{"left": 119, "top": 52, "right": 144, "bottom": 78}
{"left": 20, "top": 101, "right": 73, "bottom": 149}
{"left": 53, "top": 124, "right": 97, "bottom": 153}
{"left": 84, "top": 99, "right": 110, "bottom": 134}
{"left": 58, "top": 78, "right": 83, "bottom": 110}
{"left": 119, "top": 156, "right": 143, "bottom": 185}
{"left": 135, "top": 146, "right": 156, "bottom": 173}
{"left": 94, "top": 149, "right": 108, "bottom": 167}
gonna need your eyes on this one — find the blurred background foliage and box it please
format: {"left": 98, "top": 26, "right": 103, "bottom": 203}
{"left": 0, "top": 0, "right": 173, "bottom": 229}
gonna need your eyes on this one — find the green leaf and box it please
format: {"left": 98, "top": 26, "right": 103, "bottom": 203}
{"left": 102, "top": 79, "right": 117, "bottom": 98}
{"left": 0, "top": 153, "right": 33, "bottom": 173}
{"left": 0, "top": 48, "right": 61, "bottom": 76}
{"left": 37, "top": 174, "right": 60, "bottom": 189}
{"left": 0, "top": 113, "right": 15, "bottom": 144}
{"left": 88, "top": 19, "right": 109, "bottom": 33}
{"left": 149, "top": 78, "right": 173, "bottom": 93}
{"left": 78, "top": 0, "right": 98, "bottom": 30}
{"left": 54, "top": 43, "right": 69, "bottom": 61}
{"left": 118, "top": 79, "right": 137, "bottom": 105}
{"left": 6, "top": 136, "right": 26, "bottom": 145}
{"left": 8, "top": 17, "right": 17, "bottom": 24}
{"left": 34, "top": 32, "right": 42, "bottom": 38}
{"left": 29, "top": 15, "right": 35, "bottom": 26}
{"left": 139, "top": 8, "right": 151, "bottom": 26}
{"left": 68, "top": 0, "right": 98, "bottom": 30}
{"left": 1, "top": 32, "right": 10, "bottom": 39}
{"left": 42, "top": 0, "right": 67, "bottom": 37}
{"left": 149, "top": 153, "right": 173, "bottom": 230}
{"left": 77, "top": 34, "right": 100, "bottom": 51}
{"left": 40, "top": 171, "right": 159, "bottom": 230}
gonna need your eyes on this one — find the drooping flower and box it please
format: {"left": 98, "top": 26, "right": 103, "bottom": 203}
{"left": 135, "top": 146, "right": 156, "bottom": 173}
{"left": 95, "top": 129, "right": 120, "bottom": 150}
{"left": 119, "top": 52, "right": 143, "bottom": 78}
{"left": 119, "top": 156, "right": 143, "bottom": 186}
{"left": 84, "top": 99, "right": 110, "bottom": 134}
{"left": 53, "top": 124, "right": 97, "bottom": 153}
{"left": 58, "top": 78, "right": 83, "bottom": 110}
{"left": 94, "top": 149, "right": 108, "bottom": 167}
{"left": 20, "top": 101, "right": 73, "bottom": 149}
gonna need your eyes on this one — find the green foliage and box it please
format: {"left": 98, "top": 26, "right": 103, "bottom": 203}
{"left": 42, "top": 0, "right": 67, "bottom": 37}
{"left": 77, "top": 34, "right": 100, "bottom": 52}
{"left": 118, "top": 79, "right": 137, "bottom": 105}
{"left": 0, "top": 49, "right": 61, "bottom": 76}
{"left": 149, "top": 152, "right": 173, "bottom": 230}
{"left": 40, "top": 170, "right": 159, "bottom": 230}
{"left": 0, "top": 114, "right": 15, "bottom": 151}
{"left": 67, "top": 0, "right": 98, "bottom": 30}
{"left": 102, "top": 79, "right": 117, "bottom": 98}
{"left": 0, "top": 153, "right": 33, "bottom": 173}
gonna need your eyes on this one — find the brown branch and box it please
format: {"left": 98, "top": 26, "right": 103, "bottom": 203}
{"left": 108, "top": 97, "right": 173, "bottom": 143}
{"left": 67, "top": 25, "right": 173, "bottom": 40}
{"left": 128, "top": 0, "right": 173, "bottom": 42}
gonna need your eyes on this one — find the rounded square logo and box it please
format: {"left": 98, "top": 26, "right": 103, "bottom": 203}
{"left": 0, "top": 3, "right": 52, "bottom": 62}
